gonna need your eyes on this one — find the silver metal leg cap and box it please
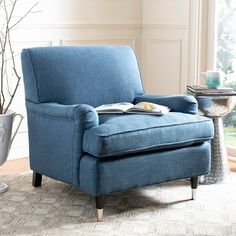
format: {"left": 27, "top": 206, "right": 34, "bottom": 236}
{"left": 0, "top": 182, "right": 8, "bottom": 194}
{"left": 192, "top": 189, "right": 197, "bottom": 200}
{"left": 97, "top": 209, "right": 103, "bottom": 222}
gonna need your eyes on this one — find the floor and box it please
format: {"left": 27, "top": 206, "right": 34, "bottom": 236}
{"left": 0, "top": 157, "right": 236, "bottom": 176}
{"left": 1, "top": 166, "right": 236, "bottom": 235}
{"left": 0, "top": 158, "right": 30, "bottom": 175}
{"left": 230, "top": 160, "right": 236, "bottom": 172}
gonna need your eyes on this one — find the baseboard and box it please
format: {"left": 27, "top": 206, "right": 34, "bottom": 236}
{"left": 8, "top": 146, "right": 29, "bottom": 160}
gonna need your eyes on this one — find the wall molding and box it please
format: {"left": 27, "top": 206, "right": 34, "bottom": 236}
{"left": 147, "top": 38, "right": 183, "bottom": 93}
{"left": 21, "top": 22, "right": 142, "bottom": 30}
{"left": 14, "top": 40, "right": 53, "bottom": 46}
{"left": 142, "top": 23, "right": 187, "bottom": 30}
{"left": 60, "top": 38, "right": 136, "bottom": 48}
{"left": 196, "top": 0, "right": 216, "bottom": 83}
{"left": 187, "top": 0, "right": 201, "bottom": 85}
{"left": 20, "top": 22, "right": 188, "bottom": 31}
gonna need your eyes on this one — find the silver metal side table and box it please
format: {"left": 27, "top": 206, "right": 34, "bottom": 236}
{"left": 187, "top": 87, "right": 236, "bottom": 184}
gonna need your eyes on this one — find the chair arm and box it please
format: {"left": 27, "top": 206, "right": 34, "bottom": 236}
{"left": 26, "top": 101, "right": 99, "bottom": 129}
{"left": 134, "top": 94, "right": 198, "bottom": 114}
{"left": 25, "top": 101, "right": 99, "bottom": 186}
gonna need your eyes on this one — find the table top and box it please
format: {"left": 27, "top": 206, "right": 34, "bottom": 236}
{"left": 187, "top": 85, "right": 236, "bottom": 117}
{"left": 187, "top": 85, "right": 236, "bottom": 97}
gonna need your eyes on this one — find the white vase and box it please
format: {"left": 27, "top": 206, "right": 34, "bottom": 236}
{"left": 0, "top": 110, "right": 23, "bottom": 193}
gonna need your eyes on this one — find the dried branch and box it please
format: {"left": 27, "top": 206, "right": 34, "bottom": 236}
{"left": 0, "top": 0, "right": 17, "bottom": 113}
{"left": 3, "top": 30, "right": 21, "bottom": 113}
{"left": 0, "top": 0, "right": 38, "bottom": 114}
{"left": 9, "top": 2, "right": 39, "bottom": 30}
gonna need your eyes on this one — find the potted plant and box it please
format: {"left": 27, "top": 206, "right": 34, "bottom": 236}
{"left": 0, "top": 0, "right": 38, "bottom": 193}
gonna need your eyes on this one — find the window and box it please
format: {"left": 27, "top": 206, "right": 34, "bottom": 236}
{"left": 216, "top": 0, "right": 236, "bottom": 151}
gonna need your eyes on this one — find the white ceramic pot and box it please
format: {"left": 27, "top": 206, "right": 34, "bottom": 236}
{"left": 0, "top": 110, "right": 23, "bottom": 193}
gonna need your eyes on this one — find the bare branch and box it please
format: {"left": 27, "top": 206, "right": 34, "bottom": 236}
{"left": 0, "top": 0, "right": 39, "bottom": 114}
{"left": 4, "top": 68, "right": 20, "bottom": 113}
{"left": 4, "top": 31, "right": 21, "bottom": 114}
{"left": 0, "top": 0, "right": 38, "bottom": 114}
{"left": 9, "top": 2, "right": 39, "bottom": 30}
{"left": 0, "top": 0, "right": 16, "bottom": 112}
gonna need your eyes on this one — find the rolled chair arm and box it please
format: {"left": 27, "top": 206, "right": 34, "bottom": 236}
{"left": 26, "top": 101, "right": 99, "bottom": 129}
{"left": 25, "top": 101, "right": 99, "bottom": 186}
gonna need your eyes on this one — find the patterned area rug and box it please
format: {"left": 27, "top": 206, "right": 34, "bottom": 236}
{"left": 0, "top": 172, "right": 236, "bottom": 236}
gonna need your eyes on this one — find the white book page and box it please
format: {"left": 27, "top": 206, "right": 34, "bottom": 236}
{"left": 96, "top": 102, "right": 134, "bottom": 113}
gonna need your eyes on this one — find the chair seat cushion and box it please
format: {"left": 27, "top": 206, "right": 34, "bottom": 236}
{"left": 83, "top": 112, "right": 214, "bottom": 158}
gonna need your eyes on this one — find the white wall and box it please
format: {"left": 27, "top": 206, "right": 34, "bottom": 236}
{"left": 8, "top": 0, "right": 199, "bottom": 159}
{"left": 142, "top": 0, "right": 192, "bottom": 95}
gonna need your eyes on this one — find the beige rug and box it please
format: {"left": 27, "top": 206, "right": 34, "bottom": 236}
{"left": 0, "top": 172, "right": 236, "bottom": 236}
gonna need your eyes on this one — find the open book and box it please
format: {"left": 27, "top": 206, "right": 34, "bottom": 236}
{"left": 95, "top": 102, "right": 170, "bottom": 115}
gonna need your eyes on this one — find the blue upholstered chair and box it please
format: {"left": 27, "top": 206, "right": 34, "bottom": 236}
{"left": 21, "top": 46, "right": 214, "bottom": 221}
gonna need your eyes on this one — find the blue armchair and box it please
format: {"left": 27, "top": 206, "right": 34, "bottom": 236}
{"left": 21, "top": 46, "right": 214, "bottom": 221}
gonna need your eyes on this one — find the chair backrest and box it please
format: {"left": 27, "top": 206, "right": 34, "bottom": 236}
{"left": 21, "top": 46, "right": 144, "bottom": 107}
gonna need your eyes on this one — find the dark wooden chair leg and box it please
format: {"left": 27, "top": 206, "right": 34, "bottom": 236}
{"left": 95, "top": 196, "right": 104, "bottom": 222}
{"left": 190, "top": 176, "right": 199, "bottom": 200}
{"left": 32, "top": 171, "right": 42, "bottom": 187}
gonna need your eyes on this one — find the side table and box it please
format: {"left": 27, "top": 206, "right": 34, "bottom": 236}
{"left": 187, "top": 88, "right": 236, "bottom": 184}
